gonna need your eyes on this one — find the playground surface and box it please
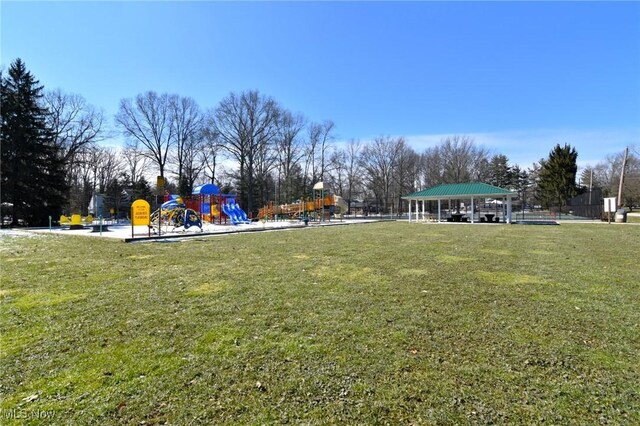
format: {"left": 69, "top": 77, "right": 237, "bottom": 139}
{"left": 21, "top": 218, "right": 383, "bottom": 241}
{"left": 11, "top": 214, "right": 640, "bottom": 243}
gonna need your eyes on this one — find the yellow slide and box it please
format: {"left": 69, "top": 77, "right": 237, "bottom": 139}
{"left": 202, "top": 204, "right": 221, "bottom": 222}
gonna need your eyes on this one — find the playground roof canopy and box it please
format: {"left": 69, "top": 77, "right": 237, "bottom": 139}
{"left": 403, "top": 182, "right": 515, "bottom": 200}
{"left": 192, "top": 183, "right": 220, "bottom": 196}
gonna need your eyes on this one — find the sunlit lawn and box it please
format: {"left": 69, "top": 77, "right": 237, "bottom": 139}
{"left": 626, "top": 214, "right": 640, "bottom": 224}
{"left": 1, "top": 222, "right": 639, "bottom": 424}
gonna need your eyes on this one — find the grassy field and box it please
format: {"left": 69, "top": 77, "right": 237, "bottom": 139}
{"left": 1, "top": 222, "right": 639, "bottom": 424}
{"left": 626, "top": 214, "right": 640, "bottom": 224}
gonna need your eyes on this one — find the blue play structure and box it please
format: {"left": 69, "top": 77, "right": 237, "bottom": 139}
{"left": 161, "top": 196, "right": 183, "bottom": 210}
{"left": 191, "top": 184, "right": 250, "bottom": 226}
{"left": 222, "top": 199, "right": 251, "bottom": 225}
{"left": 182, "top": 209, "right": 202, "bottom": 229}
{"left": 151, "top": 195, "right": 202, "bottom": 231}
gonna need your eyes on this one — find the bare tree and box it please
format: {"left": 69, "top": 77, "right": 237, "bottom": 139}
{"left": 418, "top": 135, "right": 490, "bottom": 186}
{"left": 43, "top": 89, "right": 106, "bottom": 213}
{"left": 590, "top": 154, "right": 622, "bottom": 196}
{"left": 392, "top": 140, "right": 419, "bottom": 214}
{"left": 63, "top": 145, "right": 125, "bottom": 215}
{"left": 624, "top": 152, "right": 640, "bottom": 209}
{"left": 200, "top": 115, "right": 221, "bottom": 186}
{"left": 115, "top": 91, "right": 174, "bottom": 178}
{"left": 91, "top": 147, "right": 123, "bottom": 194}
{"left": 592, "top": 149, "right": 640, "bottom": 208}
{"left": 253, "top": 129, "right": 279, "bottom": 207}
{"left": 275, "top": 110, "right": 306, "bottom": 203}
{"left": 44, "top": 89, "right": 105, "bottom": 165}
{"left": 344, "top": 139, "right": 364, "bottom": 214}
{"left": 212, "top": 90, "right": 279, "bottom": 213}
{"left": 169, "top": 95, "right": 203, "bottom": 194}
{"left": 304, "top": 120, "right": 335, "bottom": 190}
{"left": 180, "top": 133, "right": 207, "bottom": 194}
{"left": 328, "top": 148, "right": 347, "bottom": 197}
{"left": 360, "top": 136, "right": 402, "bottom": 213}
{"left": 420, "top": 147, "right": 444, "bottom": 188}
{"left": 439, "top": 135, "right": 490, "bottom": 183}
{"left": 122, "top": 139, "right": 151, "bottom": 186}
{"left": 65, "top": 145, "right": 98, "bottom": 214}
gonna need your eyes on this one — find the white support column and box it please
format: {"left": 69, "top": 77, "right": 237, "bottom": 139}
{"left": 507, "top": 196, "right": 512, "bottom": 224}
{"left": 422, "top": 200, "right": 425, "bottom": 221}
{"left": 408, "top": 199, "right": 412, "bottom": 222}
{"left": 438, "top": 199, "right": 441, "bottom": 222}
{"left": 471, "top": 197, "right": 475, "bottom": 224}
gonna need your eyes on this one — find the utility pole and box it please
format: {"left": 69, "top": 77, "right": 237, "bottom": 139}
{"left": 617, "top": 147, "right": 629, "bottom": 209}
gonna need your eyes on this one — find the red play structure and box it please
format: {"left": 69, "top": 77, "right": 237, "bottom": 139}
{"left": 164, "top": 184, "right": 240, "bottom": 225}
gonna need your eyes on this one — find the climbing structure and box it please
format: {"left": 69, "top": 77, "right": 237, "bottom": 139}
{"left": 150, "top": 196, "right": 202, "bottom": 233}
{"left": 258, "top": 182, "right": 348, "bottom": 221}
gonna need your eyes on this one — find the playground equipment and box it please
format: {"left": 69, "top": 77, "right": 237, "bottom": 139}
{"left": 191, "top": 184, "right": 222, "bottom": 224}
{"left": 222, "top": 200, "right": 251, "bottom": 225}
{"left": 59, "top": 214, "right": 94, "bottom": 229}
{"left": 150, "top": 184, "right": 251, "bottom": 231}
{"left": 131, "top": 181, "right": 252, "bottom": 234}
{"left": 59, "top": 215, "right": 71, "bottom": 226}
{"left": 189, "top": 183, "right": 250, "bottom": 226}
{"left": 150, "top": 196, "right": 202, "bottom": 233}
{"left": 258, "top": 182, "right": 348, "bottom": 221}
{"left": 200, "top": 203, "right": 221, "bottom": 223}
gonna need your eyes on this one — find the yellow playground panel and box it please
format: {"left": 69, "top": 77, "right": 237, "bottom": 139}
{"left": 59, "top": 214, "right": 94, "bottom": 228}
{"left": 201, "top": 204, "right": 221, "bottom": 223}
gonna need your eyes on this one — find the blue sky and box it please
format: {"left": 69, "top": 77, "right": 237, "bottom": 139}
{"left": 2, "top": 1, "right": 639, "bottom": 169}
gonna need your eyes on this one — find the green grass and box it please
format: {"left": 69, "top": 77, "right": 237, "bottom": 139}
{"left": 626, "top": 214, "right": 640, "bottom": 224}
{"left": 1, "top": 223, "right": 639, "bottom": 424}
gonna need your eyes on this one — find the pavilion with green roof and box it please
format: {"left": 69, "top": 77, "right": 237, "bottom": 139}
{"left": 402, "top": 182, "right": 516, "bottom": 224}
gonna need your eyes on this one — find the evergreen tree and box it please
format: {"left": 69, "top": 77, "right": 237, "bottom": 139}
{"left": 537, "top": 144, "right": 578, "bottom": 209}
{"left": 1, "top": 59, "right": 68, "bottom": 226}
{"left": 131, "top": 176, "right": 153, "bottom": 203}
{"left": 579, "top": 167, "right": 596, "bottom": 190}
{"left": 510, "top": 165, "right": 530, "bottom": 208}
{"left": 487, "top": 154, "right": 512, "bottom": 188}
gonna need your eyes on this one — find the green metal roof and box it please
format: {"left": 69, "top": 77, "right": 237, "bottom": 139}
{"left": 403, "top": 182, "right": 515, "bottom": 200}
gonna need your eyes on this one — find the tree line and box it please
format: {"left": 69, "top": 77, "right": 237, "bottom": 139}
{"left": 2, "top": 59, "right": 638, "bottom": 226}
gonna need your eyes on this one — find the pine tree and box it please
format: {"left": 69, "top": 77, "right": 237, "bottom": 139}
{"left": 1, "top": 59, "right": 68, "bottom": 226}
{"left": 131, "top": 176, "right": 153, "bottom": 203}
{"left": 537, "top": 144, "right": 578, "bottom": 210}
{"left": 511, "top": 165, "right": 528, "bottom": 192}
{"left": 510, "top": 165, "right": 529, "bottom": 209}
{"left": 488, "top": 154, "right": 512, "bottom": 188}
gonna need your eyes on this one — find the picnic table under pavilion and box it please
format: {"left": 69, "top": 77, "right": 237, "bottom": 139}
{"left": 402, "top": 182, "right": 515, "bottom": 224}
